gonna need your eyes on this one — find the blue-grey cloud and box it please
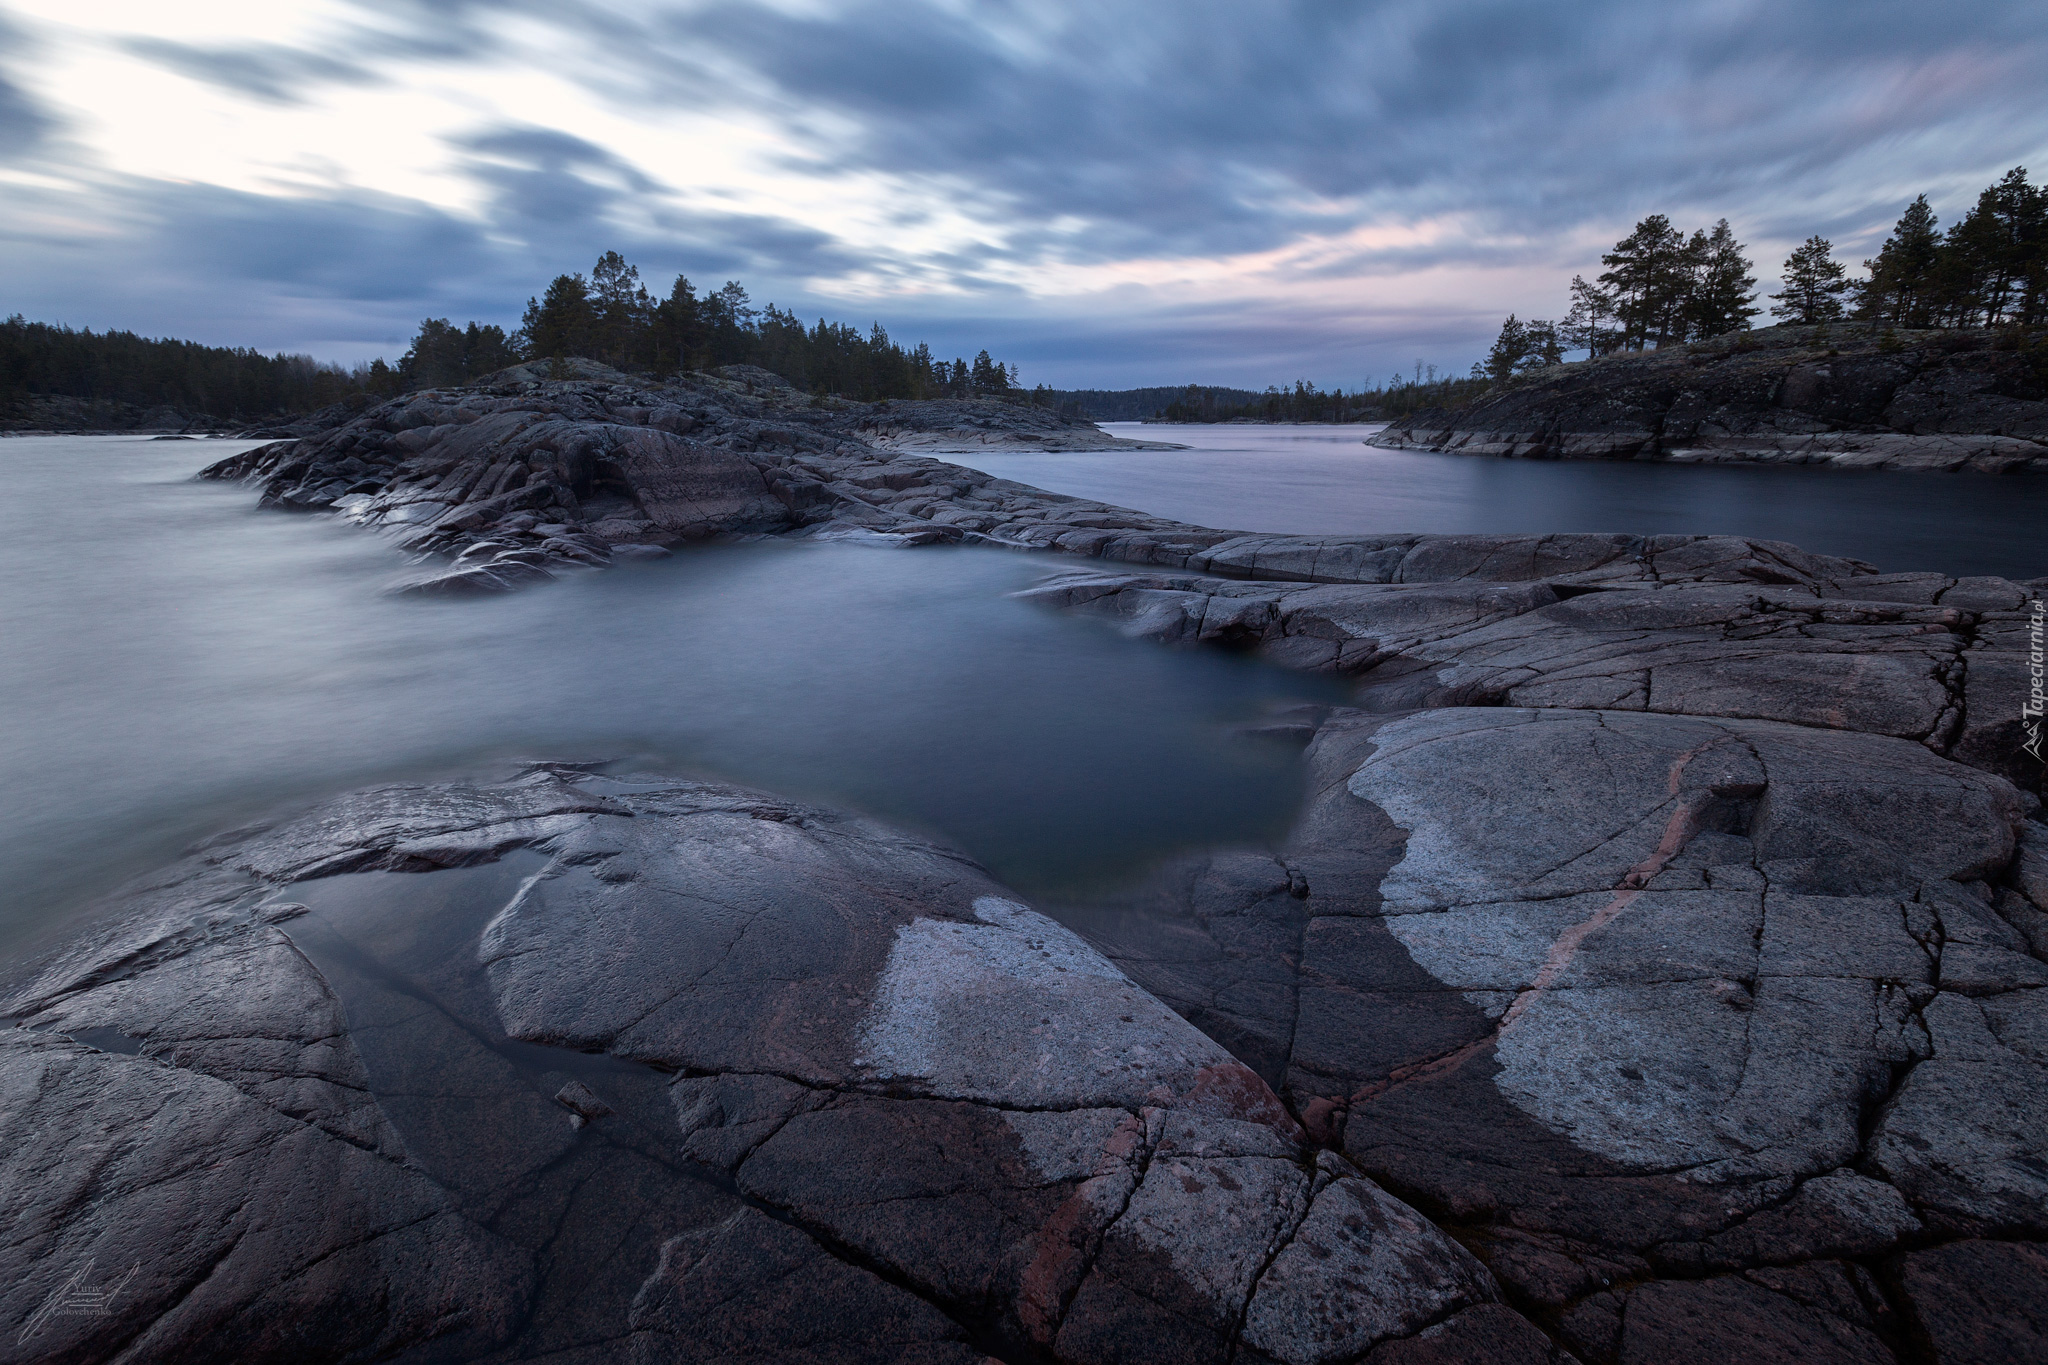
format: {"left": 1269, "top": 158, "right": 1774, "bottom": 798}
{"left": 6, "top": 0, "right": 2047, "bottom": 385}
{"left": 119, "top": 38, "right": 383, "bottom": 106}
{"left": 0, "top": 72, "right": 53, "bottom": 160}
{"left": 651, "top": 0, "right": 2048, "bottom": 260}
{"left": 0, "top": 14, "right": 57, "bottom": 161}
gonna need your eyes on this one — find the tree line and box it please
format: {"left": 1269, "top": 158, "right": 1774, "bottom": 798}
{"left": 1480, "top": 166, "right": 2046, "bottom": 383}
{"left": 386, "top": 251, "right": 1028, "bottom": 403}
{"left": 1, "top": 315, "right": 359, "bottom": 420}
{"left": 1143, "top": 370, "right": 1487, "bottom": 424}
{"left": 4, "top": 250, "right": 1035, "bottom": 421}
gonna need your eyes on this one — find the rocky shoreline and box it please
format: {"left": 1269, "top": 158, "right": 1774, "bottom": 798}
{"left": 5, "top": 369, "right": 2046, "bottom": 1363}
{"left": 1370, "top": 325, "right": 2048, "bottom": 473}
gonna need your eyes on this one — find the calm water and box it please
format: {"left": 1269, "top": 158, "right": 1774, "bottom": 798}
{"left": 0, "top": 437, "right": 1333, "bottom": 956}
{"left": 953, "top": 423, "right": 2048, "bottom": 580}
{"left": 5, "top": 426, "right": 2037, "bottom": 956}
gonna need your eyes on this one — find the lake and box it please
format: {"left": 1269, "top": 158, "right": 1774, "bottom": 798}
{"left": 951, "top": 422, "right": 2048, "bottom": 580}
{"left": 4, "top": 426, "right": 2036, "bottom": 956}
{"left": 0, "top": 436, "right": 1332, "bottom": 957}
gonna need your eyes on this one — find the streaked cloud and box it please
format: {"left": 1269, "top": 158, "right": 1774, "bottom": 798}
{"left": 1, "top": 0, "right": 2043, "bottom": 384}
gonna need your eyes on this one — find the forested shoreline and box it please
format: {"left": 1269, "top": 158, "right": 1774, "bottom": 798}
{"left": 9, "top": 170, "right": 2041, "bottom": 429}
{"left": 1477, "top": 166, "right": 2045, "bottom": 384}
{"left": 1, "top": 251, "right": 1038, "bottom": 427}
{"left": 0, "top": 316, "right": 361, "bottom": 426}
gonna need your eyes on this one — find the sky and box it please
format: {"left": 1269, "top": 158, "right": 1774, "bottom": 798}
{"left": 2, "top": 1, "right": 2045, "bottom": 389}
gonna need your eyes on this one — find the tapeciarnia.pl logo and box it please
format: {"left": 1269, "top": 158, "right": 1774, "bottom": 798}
{"left": 2025, "top": 598, "right": 2044, "bottom": 763}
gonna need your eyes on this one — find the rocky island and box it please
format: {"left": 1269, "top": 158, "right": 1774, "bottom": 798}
{"left": 1371, "top": 325, "right": 2048, "bottom": 473}
{"left": 4, "top": 363, "right": 2045, "bottom": 1364}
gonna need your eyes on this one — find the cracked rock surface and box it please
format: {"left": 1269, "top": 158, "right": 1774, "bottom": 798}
{"left": 27, "top": 361, "right": 2048, "bottom": 1361}
{"left": 1023, "top": 552, "right": 2043, "bottom": 793}
{"left": 1, "top": 768, "right": 1499, "bottom": 1364}
{"left": 1077, "top": 702, "right": 2048, "bottom": 1364}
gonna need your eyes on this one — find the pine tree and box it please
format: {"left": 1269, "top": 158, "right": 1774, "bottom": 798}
{"left": 1941, "top": 168, "right": 2045, "bottom": 325}
{"left": 652, "top": 275, "right": 702, "bottom": 374}
{"left": 1562, "top": 275, "right": 1617, "bottom": 356}
{"left": 701, "top": 282, "right": 756, "bottom": 366}
{"left": 1687, "top": 220, "right": 1759, "bottom": 338}
{"left": 969, "top": 349, "right": 1009, "bottom": 392}
{"left": 517, "top": 274, "right": 595, "bottom": 359}
{"left": 1769, "top": 237, "right": 1850, "bottom": 324}
{"left": 1856, "top": 196, "right": 1942, "bottom": 326}
{"left": 588, "top": 251, "right": 652, "bottom": 368}
{"left": 1599, "top": 216, "right": 1693, "bottom": 348}
{"left": 1521, "top": 319, "right": 1564, "bottom": 370}
{"left": 1484, "top": 315, "right": 1529, "bottom": 383}
{"left": 401, "top": 319, "right": 517, "bottom": 387}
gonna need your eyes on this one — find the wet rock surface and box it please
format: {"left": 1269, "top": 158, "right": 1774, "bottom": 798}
{"left": 22, "top": 376, "right": 2048, "bottom": 1361}
{"left": 1, "top": 768, "right": 1498, "bottom": 1364}
{"left": 1022, "top": 545, "right": 2044, "bottom": 793}
{"left": 1077, "top": 701, "right": 2047, "bottom": 1363}
{"left": 1371, "top": 324, "right": 2048, "bottom": 472}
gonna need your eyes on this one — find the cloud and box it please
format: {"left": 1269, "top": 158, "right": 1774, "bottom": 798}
{"left": 655, "top": 0, "right": 2048, "bottom": 261}
{"left": 119, "top": 38, "right": 384, "bottom": 106}
{"left": 0, "top": 72, "right": 54, "bottom": 161}
{"left": 2, "top": 0, "right": 2046, "bottom": 383}
{"left": 0, "top": 14, "right": 58, "bottom": 161}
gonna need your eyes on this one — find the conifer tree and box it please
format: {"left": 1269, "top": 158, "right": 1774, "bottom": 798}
{"left": 1484, "top": 315, "right": 1528, "bottom": 383}
{"left": 1599, "top": 216, "right": 1693, "bottom": 348}
{"left": 588, "top": 251, "right": 653, "bottom": 368}
{"left": 401, "top": 319, "right": 517, "bottom": 386}
{"left": 1769, "top": 237, "right": 1850, "bottom": 324}
{"left": 1856, "top": 196, "right": 1942, "bottom": 326}
{"left": 1562, "top": 275, "right": 1617, "bottom": 356}
{"left": 517, "top": 274, "right": 595, "bottom": 359}
{"left": 1687, "top": 220, "right": 1759, "bottom": 338}
{"left": 1941, "top": 167, "right": 2045, "bottom": 325}
{"left": 652, "top": 275, "right": 702, "bottom": 374}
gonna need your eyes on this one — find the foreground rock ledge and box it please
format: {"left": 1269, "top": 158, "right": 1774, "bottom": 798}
{"left": 6, "top": 702, "right": 2045, "bottom": 1363}
{"left": 0, "top": 769, "right": 1502, "bottom": 1365}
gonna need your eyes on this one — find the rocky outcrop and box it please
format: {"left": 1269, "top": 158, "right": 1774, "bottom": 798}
{"left": 1370, "top": 325, "right": 2048, "bottom": 472}
{"left": 205, "top": 363, "right": 1974, "bottom": 602}
{"left": 1006, "top": 527, "right": 2047, "bottom": 1363}
{"left": 853, "top": 399, "right": 1185, "bottom": 453}
{"left": 1, "top": 768, "right": 1504, "bottom": 1364}
{"left": 197, "top": 367, "right": 1210, "bottom": 593}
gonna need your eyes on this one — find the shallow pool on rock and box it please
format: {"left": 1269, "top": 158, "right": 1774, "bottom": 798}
{"left": 0, "top": 437, "right": 1336, "bottom": 954}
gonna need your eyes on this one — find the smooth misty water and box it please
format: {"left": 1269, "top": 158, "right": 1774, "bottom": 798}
{"left": 953, "top": 423, "right": 2048, "bottom": 580}
{"left": 5, "top": 427, "right": 2037, "bottom": 957}
{"left": 0, "top": 437, "right": 1336, "bottom": 956}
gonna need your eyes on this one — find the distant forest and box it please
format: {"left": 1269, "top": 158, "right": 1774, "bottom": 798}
{"left": 1, "top": 250, "right": 1034, "bottom": 423}
{"left": 1479, "top": 166, "right": 2046, "bottom": 384}
{"left": 1055, "top": 370, "right": 1485, "bottom": 424}
{"left": 1, "top": 315, "right": 360, "bottom": 421}
{"left": 436, "top": 251, "right": 1032, "bottom": 403}
{"left": 10, "top": 171, "right": 2038, "bottom": 426}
